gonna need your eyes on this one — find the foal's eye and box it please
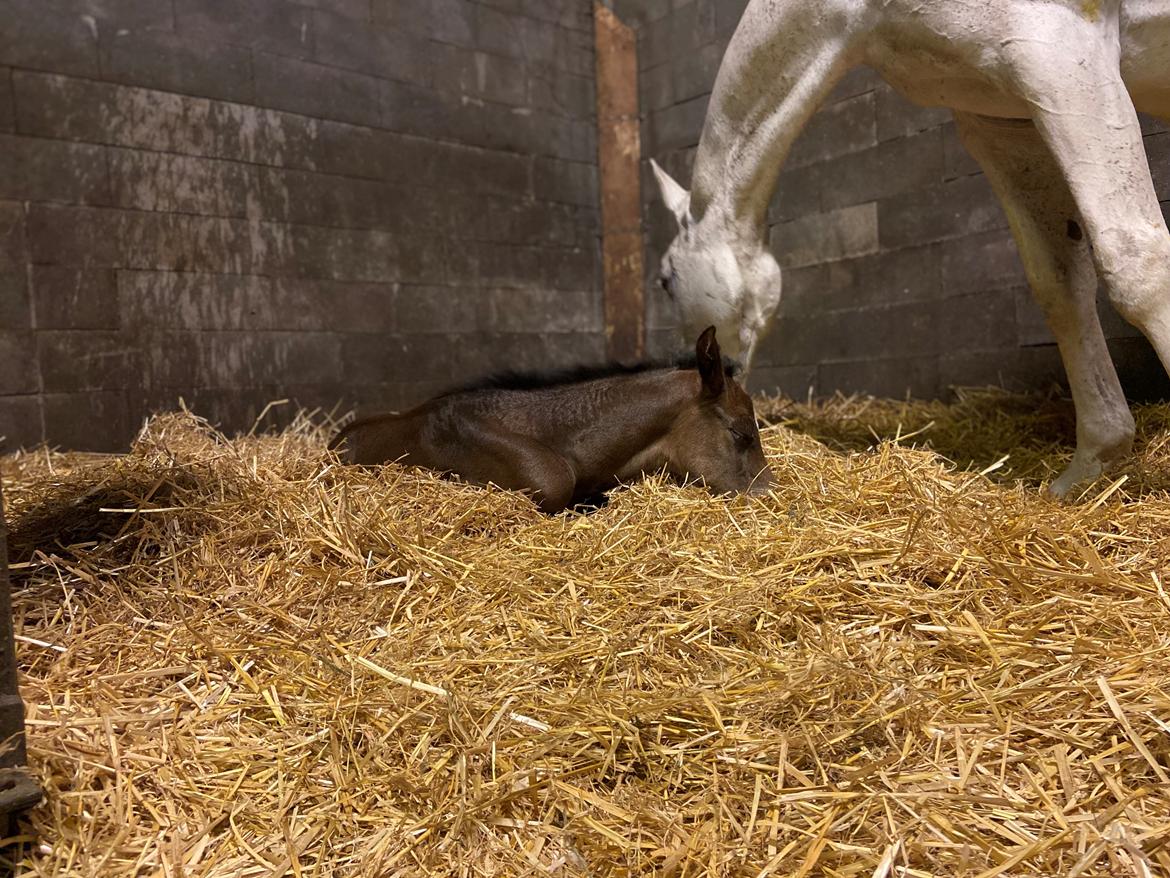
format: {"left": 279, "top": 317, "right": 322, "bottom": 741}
{"left": 730, "top": 428, "right": 754, "bottom": 448}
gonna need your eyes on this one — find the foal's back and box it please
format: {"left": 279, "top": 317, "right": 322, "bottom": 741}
{"left": 331, "top": 375, "right": 657, "bottom": 469}
{"left": 329, "top": 407, "right": 431, "bottom": 467}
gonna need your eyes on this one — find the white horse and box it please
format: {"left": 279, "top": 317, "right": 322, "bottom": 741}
{"left": 650, "top": 0, "right": 1170, "bottom": 496}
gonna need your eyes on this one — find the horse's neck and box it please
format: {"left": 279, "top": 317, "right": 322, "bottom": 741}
{"left": 600, "top": 371, "right": 695, "bottom": 434}
{"left": 691, "top": 0, "right": 866, "bottom": 232}
{"left": 572, "top": 371, "right": 695, "bottom": 472}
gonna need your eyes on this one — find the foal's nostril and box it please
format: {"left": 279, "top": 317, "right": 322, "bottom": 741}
{"left": 747, "top": 468, "right": 773, "bottom": 496}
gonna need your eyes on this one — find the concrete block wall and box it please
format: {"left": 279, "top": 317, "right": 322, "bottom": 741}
{"left": 0, "top": 0, "right": 600, "bottom": 452}
{"left": 620, "top": 0, "right": 1170, "bottom": 401}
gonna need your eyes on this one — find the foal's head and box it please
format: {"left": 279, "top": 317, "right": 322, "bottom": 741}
{"left": 666, "top": 326, "right": 772, "bottom": 497}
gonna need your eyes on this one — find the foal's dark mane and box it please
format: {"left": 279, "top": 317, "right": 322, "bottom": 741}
{"left": 441, "top": 354, "right": 741, "bottom": 397}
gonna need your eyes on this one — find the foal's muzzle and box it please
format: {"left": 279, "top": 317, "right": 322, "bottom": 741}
{"left": 747, "top": 467, "right": 773, "bottom": 497}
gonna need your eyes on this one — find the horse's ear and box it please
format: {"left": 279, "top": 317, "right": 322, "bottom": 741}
{"left": 650, "top": 158, "right": 690, "bottom": 227}
{"left": 696, "top": 325, "right": 725, "bottom": 398}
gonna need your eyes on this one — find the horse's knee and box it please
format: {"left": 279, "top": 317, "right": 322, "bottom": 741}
{"left": 1095, "top": 224, "right": 1170, "bottom": 326}
{"left": 532, "top": 473, "right": 574, "bottom": 513}
{"left": 1014, "top": 223, "right": 1096, "bottom": 332}
{"left": 1029, "top": 273, "right": 1092, "bottom": 333}
{"left": 525, "top": 455, "right": 576, "bottom": 514}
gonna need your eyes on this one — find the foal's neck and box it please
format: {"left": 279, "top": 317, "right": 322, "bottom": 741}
{"left": 599, "top": 369, "right": 697, "bottom": 427}
{"left": 576, "top": 369, "right": 697, "bottom": 444}
{"left": 691, "top": 0, "right": 865, "bottom": 233}
{"left": 581, "top": 369, "right": 699, "bottom": 479}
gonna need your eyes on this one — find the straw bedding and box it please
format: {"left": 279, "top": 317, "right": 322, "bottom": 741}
{"left": 2, "top": 389, "right": 1168, "bottom": 877}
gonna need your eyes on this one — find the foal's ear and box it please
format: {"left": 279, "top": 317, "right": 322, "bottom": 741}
{"left": 696, "top": 325, "right": 725, "bottom": 398}
{"left": 650, "top": 158, "right": 691, "bottom": 228}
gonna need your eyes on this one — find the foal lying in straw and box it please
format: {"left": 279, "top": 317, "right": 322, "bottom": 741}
{"left": 330, "top": 327, "right": 773, "bottom": 512}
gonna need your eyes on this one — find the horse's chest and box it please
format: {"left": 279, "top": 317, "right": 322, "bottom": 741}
{"left": 864, "top": 28, "right": 1032, "bottom": 119}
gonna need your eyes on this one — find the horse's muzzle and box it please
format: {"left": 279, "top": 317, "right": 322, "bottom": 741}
{"left": 747, "top": 468, "right": 773, "bottom": 497}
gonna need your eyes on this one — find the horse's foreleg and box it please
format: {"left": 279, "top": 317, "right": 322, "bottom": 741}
{"left": 1005, "top": 14, "right": 1170, "bottom": 383}
{"left": 738, "top": 322, "right": 762, "bottom": 379}
{"left": 955, "top": 112, "right": 1134, "bottom": 497}
{"left": 442, "top": 426, "right": 577, "bottom": 514}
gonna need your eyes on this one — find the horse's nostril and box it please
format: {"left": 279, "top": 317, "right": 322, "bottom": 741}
{"left": 748, "top": 468, "right": 773, "bottom": 496}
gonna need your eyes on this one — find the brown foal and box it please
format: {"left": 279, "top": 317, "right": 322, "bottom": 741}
{"left": 330, "top": 327, "right": 772, "bottom": 513}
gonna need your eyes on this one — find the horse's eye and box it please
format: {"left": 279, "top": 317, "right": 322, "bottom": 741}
{"left": 659, "top": 265, "right": 677, "bottom": 299}
{"left": 730, "top": 428, "right": 754, "bottom": 448}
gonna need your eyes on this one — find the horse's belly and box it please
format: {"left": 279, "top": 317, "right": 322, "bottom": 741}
{"left": 870, "top": 59, "right": 1032, "bottom": 119}
{"left": 1122, "top": 1, "right": 1170, "bottom": 119}
{"left": 864, "top": 27, "right": 1033, "bottom": 119}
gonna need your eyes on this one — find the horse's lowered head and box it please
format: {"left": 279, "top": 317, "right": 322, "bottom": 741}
{"left": 650, "top": 159, "right": 783, "bottom": 370}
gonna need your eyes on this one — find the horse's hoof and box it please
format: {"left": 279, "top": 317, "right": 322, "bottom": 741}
{"left": 1048, "top": 456, "right": 1107, "bottom": 500}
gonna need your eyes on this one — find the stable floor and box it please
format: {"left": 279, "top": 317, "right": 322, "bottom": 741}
{"left": 2, "top": 391, "right": 1169, "bottom": 876}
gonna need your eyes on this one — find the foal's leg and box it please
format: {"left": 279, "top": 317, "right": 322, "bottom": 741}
{"left": 1003, "top": 12, "right": 1170, "bottom": 379}
{"left": 955, "top": 112, "right": 1135, "bottom": 497}
{"left": 440, "top": 425, "right": 577, "bottom": 514}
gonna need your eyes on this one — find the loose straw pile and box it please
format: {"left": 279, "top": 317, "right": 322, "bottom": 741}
{"left": 2, "top": 389, "right": 1169, "bottom": 877}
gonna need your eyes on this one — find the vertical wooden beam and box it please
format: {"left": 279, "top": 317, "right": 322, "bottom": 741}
{"left": 594, "top": 3, "right": 645, "bottom": 364}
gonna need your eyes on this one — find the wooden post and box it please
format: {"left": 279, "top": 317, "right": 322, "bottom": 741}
{"left": 594, "top": 3, "right": 645, "bottom": 364}
{"left": 0, "top": 483, "right": 39, "bottom": 834}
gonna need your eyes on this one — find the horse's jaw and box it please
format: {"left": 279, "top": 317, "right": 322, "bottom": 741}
{"left": 670, "top": 236, "right": 781, "bottom": 371}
